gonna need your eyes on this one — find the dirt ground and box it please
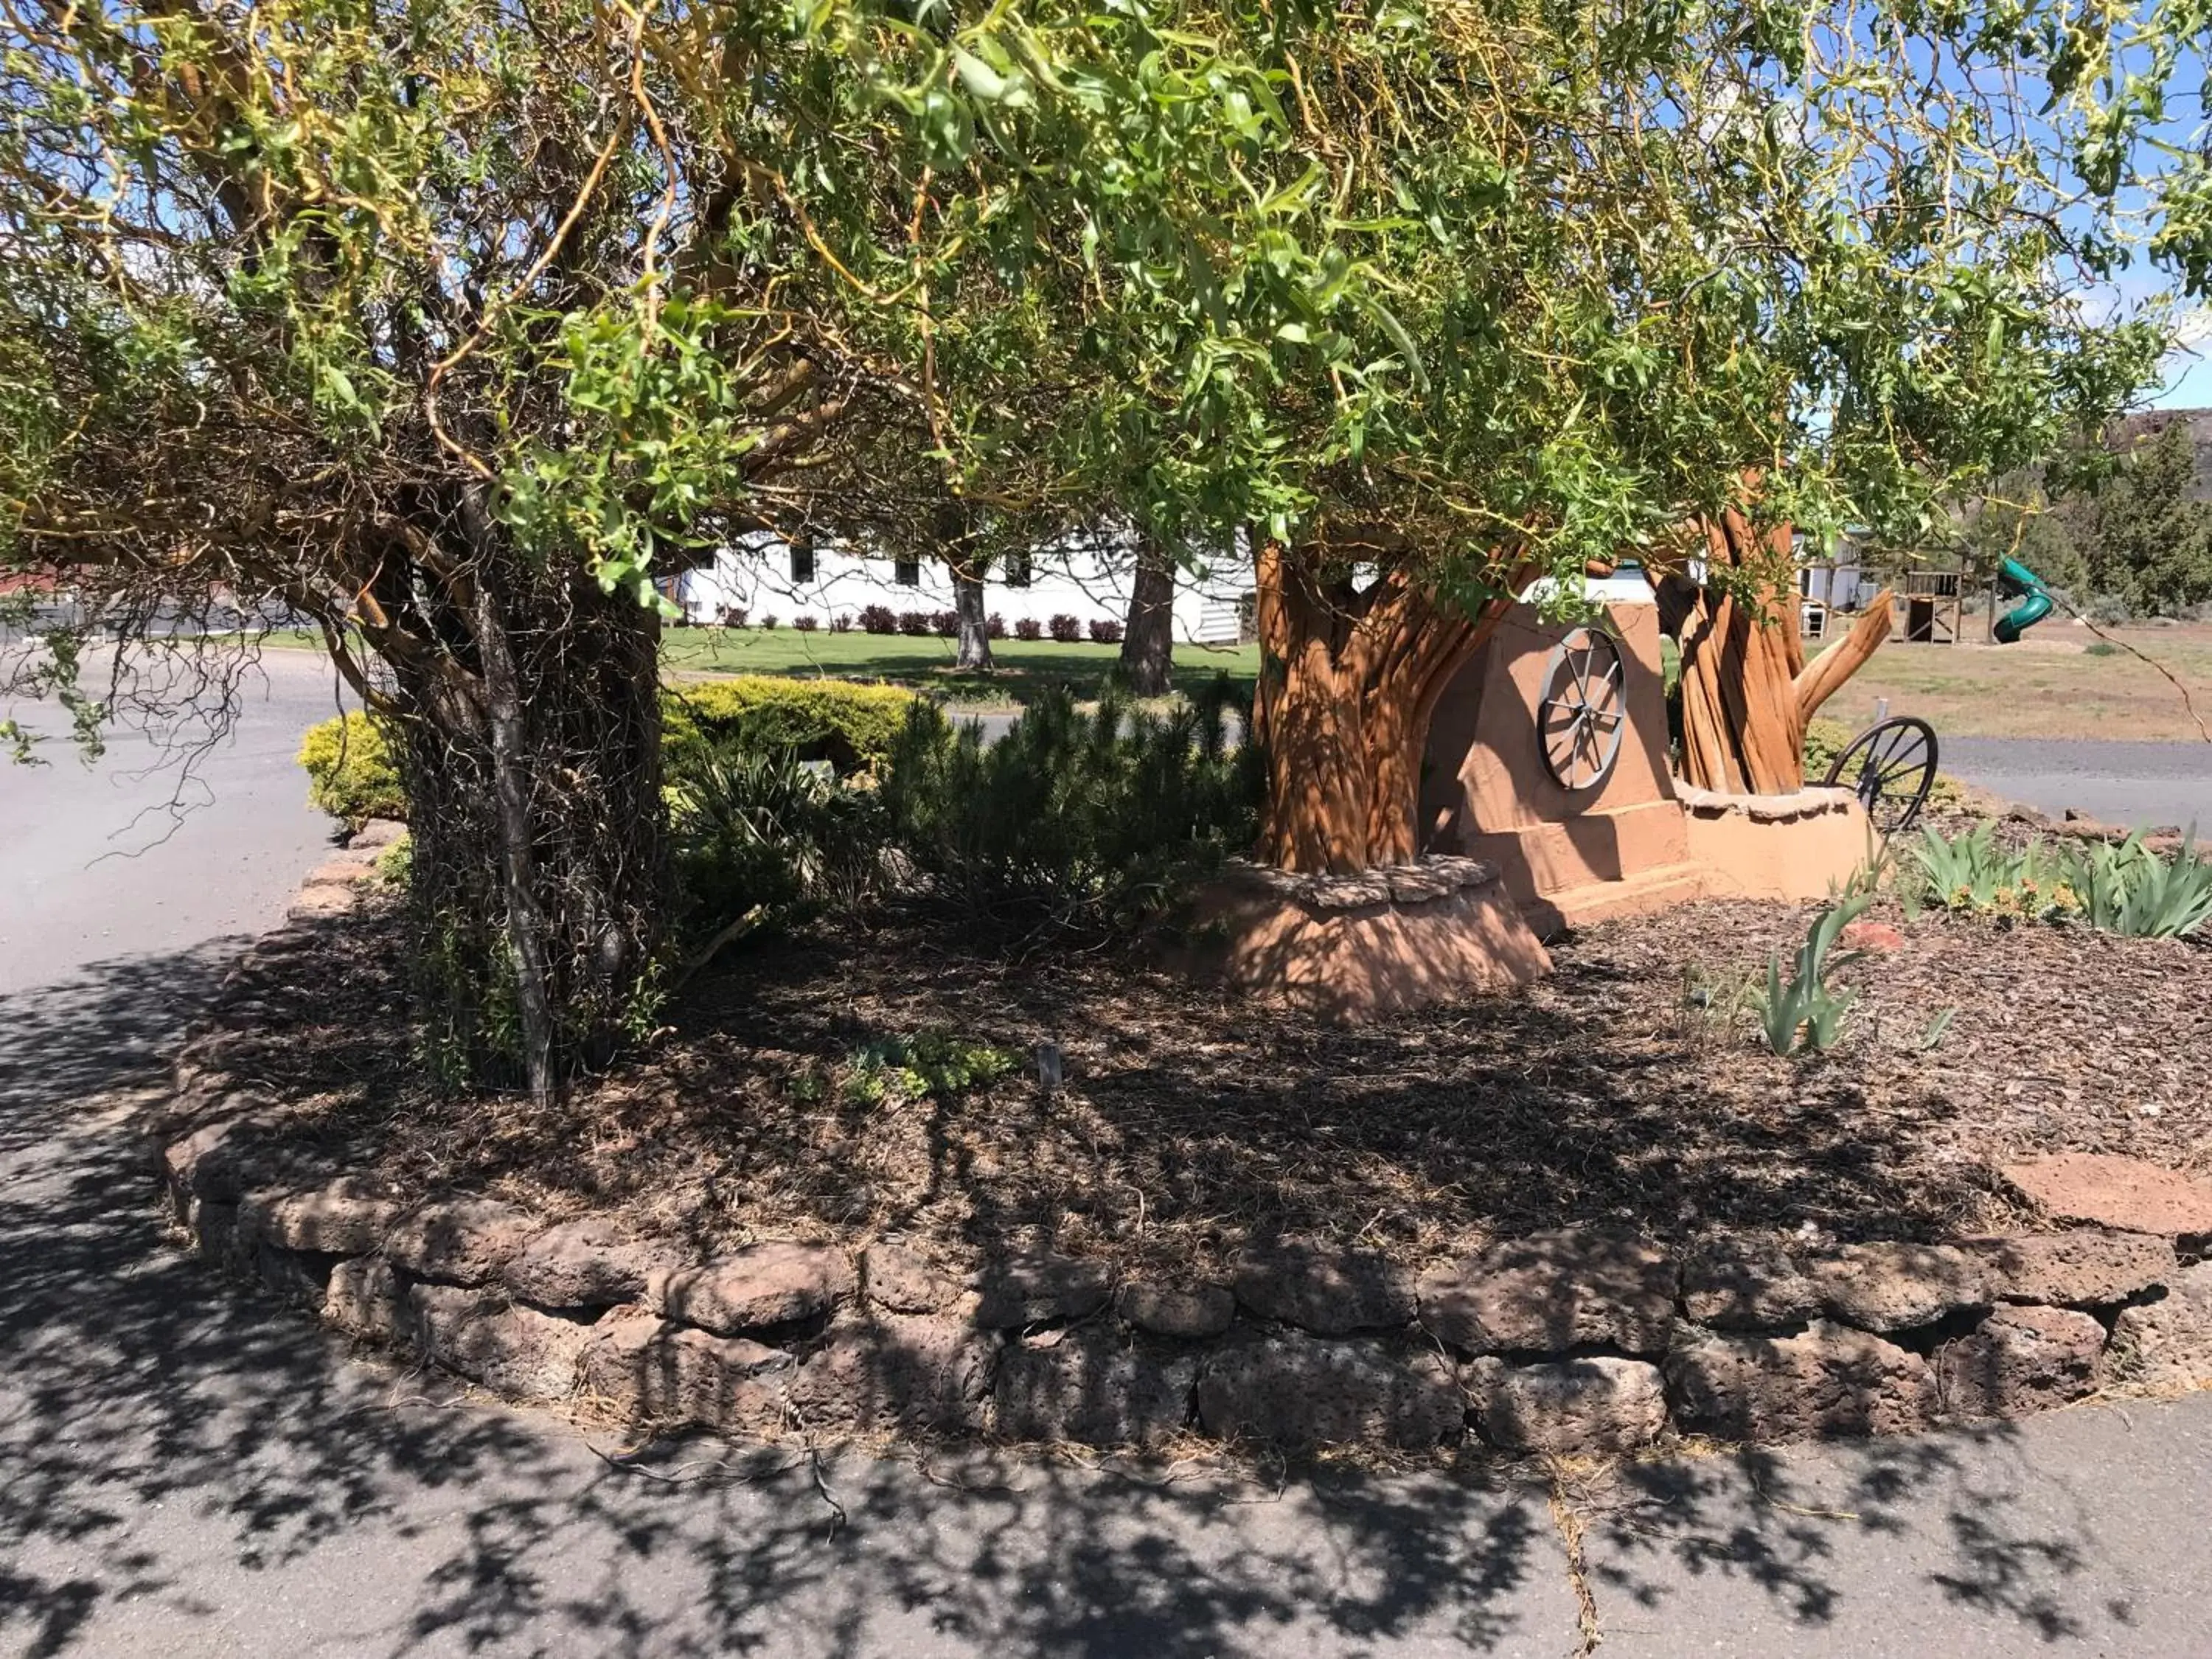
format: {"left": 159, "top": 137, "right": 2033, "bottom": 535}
{"left": 231, "top": 882, "right": 2212, "bottom": 1284}
{"left": 1825, "top": 622, "right": 2212, "bottom": 741}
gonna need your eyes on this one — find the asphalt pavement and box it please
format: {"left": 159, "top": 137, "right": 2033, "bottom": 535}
{"left": 1938, "top": 736, "right": 2212, "bottom": 834}
{"left": 0, "top": 647, "right": 348, "bottom": 994}
{"left": 4, "top": 647, "right": 2212, "bottom": 1656}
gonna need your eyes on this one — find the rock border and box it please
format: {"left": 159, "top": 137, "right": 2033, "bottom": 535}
{"left": 161, "top": 835, "right": 2212, "bottom": 1459}
{"left": 1213, "top": 854, "right": 1503, "bottom": 911}
{"left": 1672, "top": 782, "right": 1862, "bottom": 824}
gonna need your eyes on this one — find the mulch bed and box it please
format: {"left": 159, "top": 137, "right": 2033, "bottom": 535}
{"left": 226, "top": 886, "right": 2212, "bottom": 1284}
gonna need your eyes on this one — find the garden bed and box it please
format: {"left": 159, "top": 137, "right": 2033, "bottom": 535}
{"left": 203, "top": 880, "right": 2212, "bottom": 1283}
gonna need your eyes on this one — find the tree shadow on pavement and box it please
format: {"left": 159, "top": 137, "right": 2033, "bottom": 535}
{"left": 1559, "top": 1404, "right": 2197, "bottom": 1654}
{"left": 0, "top": 944, "right": 2184, "bottom": 1657}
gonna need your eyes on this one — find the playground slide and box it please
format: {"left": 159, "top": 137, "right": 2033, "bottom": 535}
{"left": 1992, "top": 555, "right": 2052, "bottom": 644}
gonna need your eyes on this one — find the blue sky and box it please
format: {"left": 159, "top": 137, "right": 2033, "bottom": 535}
{"left": 2150, "top": 319, "right": 2212, "bottom": 407}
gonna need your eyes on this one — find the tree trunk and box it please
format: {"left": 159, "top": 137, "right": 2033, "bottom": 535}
{"left": 391, "top": 521, "right": 667, "bottom": 1091}
{"left": 1251, "top": 540, "right": 1528, "bottom": 872}
{"left": 1119, "top": 535, "right": 1175, "bottom": 697}
{"left": 1662, "top": 511, "right": 1893, "bottom": 793}
{"left": 953, "top": 558, "right": 992, "bottom": 670}
{"left": 462, "top": 489, "right": 559, "bottom": 1105}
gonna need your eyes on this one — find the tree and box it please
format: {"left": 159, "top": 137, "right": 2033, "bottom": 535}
{"left": 903, "top": 2, "right": 2163, "bottom": 869}
{"left": 2070, "top": 422, "right": 2212, "bottom": 616}
{"left": 1658, "top": 512, "right": 1896, "bottom": 795}
{"left": 1117, "top": 534, "right": 1176, "bottom": 698}
{"left": 0, "top": 1, "right": 1334, "bottom": 1088}
{"left": 0, "top": 0, "right": 2175, "bottom": 1091}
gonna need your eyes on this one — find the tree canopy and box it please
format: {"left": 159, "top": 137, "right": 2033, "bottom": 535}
{"left": 1, "top": 0, "right": 2179, "bottom": 650}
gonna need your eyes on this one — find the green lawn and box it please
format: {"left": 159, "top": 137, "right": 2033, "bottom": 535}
{"left": 661, "top": 625, "right": 1259, "bottom": 709}
{"left": 251, "top": 622, "right": 1259, "bottom": 711}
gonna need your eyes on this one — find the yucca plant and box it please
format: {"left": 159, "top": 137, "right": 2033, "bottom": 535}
{"left": 669, "top": 745, "right": 887, "bottom": 966}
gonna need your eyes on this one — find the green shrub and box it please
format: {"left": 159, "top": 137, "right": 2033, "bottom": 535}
{"left": 1801, "top": 716, "right": 1854, "bottom": 780}
{"left": 881, "top": 678, "right": 1261, "bottom": 931}
{"left": 297, "top": 712, "right": 405, "bottom": 825}
{"left": 661, "top": 676, "right": 918, "bottom": 780}
{"left": 1804, "top": 714, "right": 1966, "bottom": 813}
{"left": 669, "top": 743, "right": 888, "bottom": 964}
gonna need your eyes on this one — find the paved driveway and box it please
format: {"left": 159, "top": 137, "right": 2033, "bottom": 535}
{"left": 4, "top": 647, "right": 2212, "bottom": 1656}
{"left": 0, "top": 649, "right": 344, "bottom": 995}
{"left": 1939, "top": 737, "right": 2212, "bottom": 833}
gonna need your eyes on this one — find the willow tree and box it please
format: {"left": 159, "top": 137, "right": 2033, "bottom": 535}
{"left": 789, "top": 0, "right": 2163, "bottom": 874}
{"left": 1047, "top": 6, "right": 2168, "bottom": 869}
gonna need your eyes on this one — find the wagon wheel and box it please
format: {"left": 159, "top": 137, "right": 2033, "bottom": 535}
{"left": 1823, "top": 714, "right": 1938, "bottom": 835}
{"left": 1537, "top": 627, "right": 1628, "bottom": 792}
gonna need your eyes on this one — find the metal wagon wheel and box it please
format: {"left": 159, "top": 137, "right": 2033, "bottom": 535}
{"left": 1537, "top": 627, "right": 1628, "bottom": 792}
{"left": 1823, "top": 714, "right": 1938, "bottom": 835}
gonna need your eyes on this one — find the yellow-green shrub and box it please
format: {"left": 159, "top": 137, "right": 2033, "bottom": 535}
{"left": 661, "top": 676, "right": 918, "bottom": 778}
{"left": 298, "top": 712, "right": 405, "bottom": 824}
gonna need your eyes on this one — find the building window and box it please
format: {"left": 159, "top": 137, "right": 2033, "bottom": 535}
{"left": 790, "top": 544, "right": 817, "bottom": 584}
{"left": 894, "top": 557, "right": 921, "bottom": 587}
{"left": 1002, "top": 551, "right": 1033, "bottom": 588}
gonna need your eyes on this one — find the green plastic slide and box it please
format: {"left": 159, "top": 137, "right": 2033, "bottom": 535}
{"left": 1993, "top": 556, "right": 2052, "bottom": 644}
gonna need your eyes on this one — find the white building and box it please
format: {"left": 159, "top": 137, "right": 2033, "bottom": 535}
{"left": 675, "top": 532, "right": 1253, "bottom": 644}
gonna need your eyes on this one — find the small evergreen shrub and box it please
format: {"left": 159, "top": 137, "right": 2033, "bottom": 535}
{"left": 298, "top": 712, "right": 405, "bottom": 824}
{"left": 1048, "top": 613, "right": 1082, "bottom": 642}
{"left": 880, "top": 678, "right": 1260, "bottom": 931}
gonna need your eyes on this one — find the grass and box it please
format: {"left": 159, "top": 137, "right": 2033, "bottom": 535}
{"left": 247, "top": 621, "right": 1258, "bottom": 710}
{"left": 661, "top": 626, "right": 1260, "bottom": 709}
{"left": 1811, "top": 622, "right": 2212, "bottom": 742}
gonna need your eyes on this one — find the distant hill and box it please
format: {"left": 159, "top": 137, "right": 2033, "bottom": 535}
{"left": 2110, "top": 408, "right": 2212, "bottom": 501}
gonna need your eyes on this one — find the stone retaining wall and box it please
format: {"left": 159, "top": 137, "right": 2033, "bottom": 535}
{"left": 161, "top": 841, "right": 2212, "bottom": 1459}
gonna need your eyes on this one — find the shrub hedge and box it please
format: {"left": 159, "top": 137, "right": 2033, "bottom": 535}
{"left": 303, "top": 677, "right": 921, "bottom": 827}
{"left": 880, "top": 679, "right": 1259, "bottom": 931}
{"left": 297, "top": 711, "right": 406, "bottom": 824}
{"left": 661, "top": 675, "right": 919, "bottom": 779}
